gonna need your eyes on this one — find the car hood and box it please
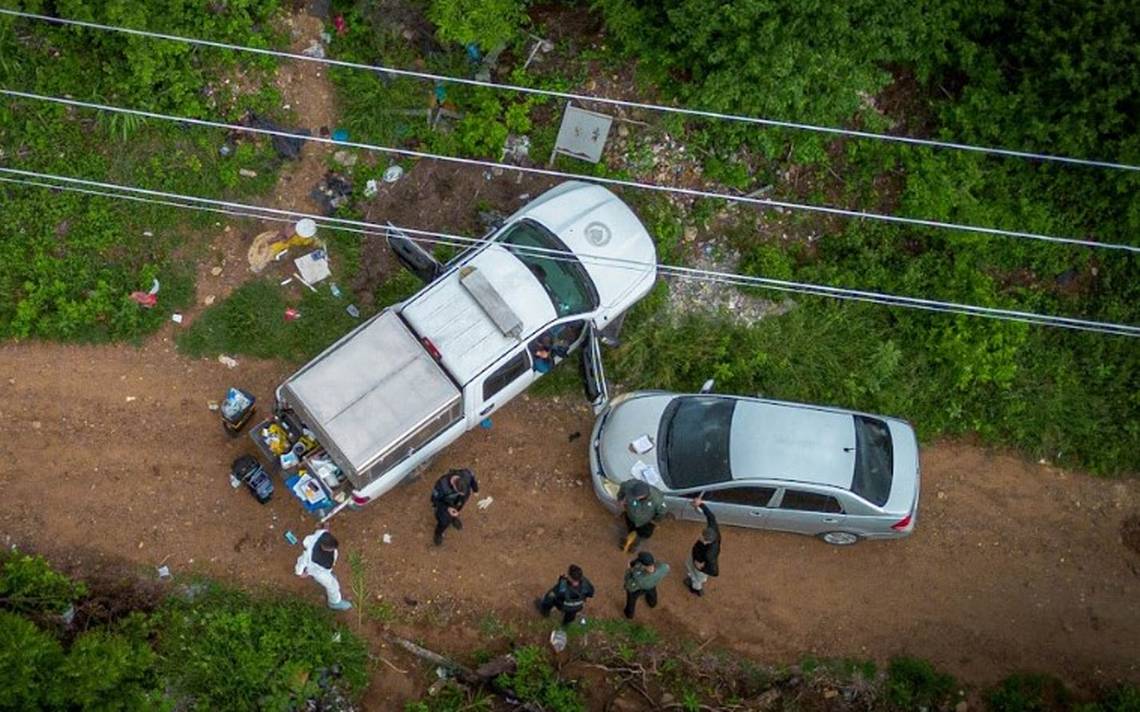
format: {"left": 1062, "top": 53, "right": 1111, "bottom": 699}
{"left": 596, "top": 393, "right": 675, "bottom": 486}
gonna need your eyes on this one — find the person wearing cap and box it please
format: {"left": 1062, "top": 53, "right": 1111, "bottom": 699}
{"left": 430, "top": 468, "right": 479, "bottom": 546}
{"left": 685, "top": 495, "right": 721, "bottom": 596}
{"left": 536, "top": 564, "right": 595, "bottom": 626}
{"left": 623, "top": 551, "right": 670, "bottom": 619}
{"left": 617, "top": 479, "right": 668, "bottom": 552}
{"left": 294, "top": 527, "right": 352, "bottom": 611}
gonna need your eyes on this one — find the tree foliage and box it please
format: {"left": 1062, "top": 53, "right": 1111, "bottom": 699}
{"left": 427, "top": 0, "right": 526, "bottom": 49}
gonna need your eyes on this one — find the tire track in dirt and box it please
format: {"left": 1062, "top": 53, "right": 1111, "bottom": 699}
{"left": 2, "top": 340, "right": 1138, "bottom": 697}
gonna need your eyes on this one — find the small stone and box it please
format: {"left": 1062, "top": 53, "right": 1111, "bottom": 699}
{"left": 32, "top": 421, "right": 41, "bottom": 429}
{"left": 937, "top": 491, "right": 946, "bottom": 500}
{"left": 617, "top": 124, "right": 629, "bottom": 138}
{"left": 203, "top": 295, "right": 216, "bottom": 306}
{"left": 210, "top": 266, "right": 223, "bottom": 276}
{"left": 333, "top": 150, "right": 357, "bottom": 167}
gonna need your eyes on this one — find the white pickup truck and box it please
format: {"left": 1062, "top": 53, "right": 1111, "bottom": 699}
{"left": 265, "top": 182, "right": 657, "bottom": 519}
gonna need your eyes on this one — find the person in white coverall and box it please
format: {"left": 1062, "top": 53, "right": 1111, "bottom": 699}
{"left": 294, "top": 528, "right": 352, "bottom": 611}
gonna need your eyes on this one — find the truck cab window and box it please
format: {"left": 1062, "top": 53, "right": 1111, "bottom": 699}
{"left": 483, "top": 350, "right": 531, "bottom": 400}
{"left": 528, "top": 321, "right": 585, "bottom": 373}
{"left": 501, "top": 220, "right": 598, "bottom": 317}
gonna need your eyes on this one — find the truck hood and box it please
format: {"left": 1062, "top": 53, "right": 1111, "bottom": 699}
{"left": 510, "top": 181, "right": 657, "bottom": 320}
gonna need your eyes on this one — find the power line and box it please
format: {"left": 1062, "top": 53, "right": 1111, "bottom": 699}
{"left": 2, "top": 6, "right": 1137, "bottom": 173}
{"left": 4, "top": 89, "right": 1137, "bottom": 255}
{"left": 3, "top": 167, "right": 1137, "bottom": 337}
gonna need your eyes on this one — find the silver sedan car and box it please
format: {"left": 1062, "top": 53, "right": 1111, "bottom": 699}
{"left": 589, "top": 390, "right": 920, "bottom": 545}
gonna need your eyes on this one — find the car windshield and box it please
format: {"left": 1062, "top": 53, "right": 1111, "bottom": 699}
{"left": 851, "top": 415, "right": 894, "bottom": 506}
{"left": 658, "top": 396, "right": 736, "bottom": 489}
{"left": 500, "top": 219, "right": 597, "bottom": 317}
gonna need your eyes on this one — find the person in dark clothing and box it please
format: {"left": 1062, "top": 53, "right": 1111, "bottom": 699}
{"left": 430, "top": 468, "right": 479, "bottom": 546}
{"left": 623, "top": 551, "right": 670, "bottom": 619}
{"left": 535, "top": 564, "right": 595, "bottom": 625}
{"left": 684, "top": 496, "right": 721, "bottom": 596}
{"left": 616, "top": 479, "right": 667, "bottom": 552}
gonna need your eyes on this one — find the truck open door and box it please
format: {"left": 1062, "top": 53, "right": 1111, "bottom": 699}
{"left": 386, "top": 223, "right": 443, "bottom": 284}
{"left": 580, "top": 327, "right": 609, "bottom": 414}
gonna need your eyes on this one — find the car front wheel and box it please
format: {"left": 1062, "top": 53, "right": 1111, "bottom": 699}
{"left": 819, "top": 531, "right": 861, "bottom": 546}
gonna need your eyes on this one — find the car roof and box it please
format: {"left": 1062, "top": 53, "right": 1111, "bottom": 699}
{"left": 728, "top": 399, "right": 857, "bottom": 490}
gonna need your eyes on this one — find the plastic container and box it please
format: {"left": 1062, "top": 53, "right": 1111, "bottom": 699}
{"left": 294, "top": 218, "right": 317, "bottom": 239}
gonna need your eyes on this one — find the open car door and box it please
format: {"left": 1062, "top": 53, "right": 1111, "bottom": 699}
{"left": 386, "top": 222, "right": 443, "bottom": 284}
{"left": 579, "top": 327, "right": 609, "bottom": 414}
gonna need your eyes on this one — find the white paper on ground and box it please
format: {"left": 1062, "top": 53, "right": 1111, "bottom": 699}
{"left": 294, "top": 250, "right": 331, "bottom": 284}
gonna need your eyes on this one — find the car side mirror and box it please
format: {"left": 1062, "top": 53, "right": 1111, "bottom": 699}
{"left": 699, "top": 379, "right": 715, "bottom": 394}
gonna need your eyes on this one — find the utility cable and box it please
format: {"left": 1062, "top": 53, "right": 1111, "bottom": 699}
{"left": 3, "top": 168, "right": 1137, "bottom": 337}
{"left": 3, "top": 88, "right": 1136, "bottom": 255}
{"left": 2, "top": 6, "right": 1137, "bottom": 172}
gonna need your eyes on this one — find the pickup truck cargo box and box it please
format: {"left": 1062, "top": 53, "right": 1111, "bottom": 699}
{"left": 279, "top": 310, "right": 461, "bottom": 489}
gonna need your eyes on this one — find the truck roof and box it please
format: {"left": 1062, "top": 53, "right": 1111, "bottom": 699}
{"left": 280, "top": 310, "right": 461, "bottom": 474}
{"left": 401, "top": 245, "right": 557, "bottom": 385}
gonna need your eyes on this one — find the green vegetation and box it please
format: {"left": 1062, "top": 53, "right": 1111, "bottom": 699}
{"left": 496, "top": 644, "right": 585, "bottom": 712}
{"left": 427, "top": 0, "right": 527, "bottom": 50}
{"left": 0, "top": 552, "right": 368, "bottom": 712}
{"left": 0, "top": 0, "right": 283, "bottom": 341}
{"left": 595, "top": 0, "right": 1140, "bottom": 474}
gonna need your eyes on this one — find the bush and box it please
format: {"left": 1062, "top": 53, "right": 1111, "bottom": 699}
{"left": 155, "top": 584, "right": 369, "bottom": 711}
{"left": 885, "top": 656, "right": 957, "bottom": 710}
{"left": 427, "top": 0, "right": 527, "bottom": 49}
{"left": 0, "top": 552, "right": 87, "bottom": 615}
{"left": 0, "top": 610, "right": 64, "bottom": 711}
{"left": 497, "top": 645, "right": 585, "bottom": 712}
{"left": 987, "top": 674, "right": 1072, "bottom": 712}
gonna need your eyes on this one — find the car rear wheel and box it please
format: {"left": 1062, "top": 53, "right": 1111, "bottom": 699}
{"left": 820, "top": 531, "right": 860, "bottom": 546}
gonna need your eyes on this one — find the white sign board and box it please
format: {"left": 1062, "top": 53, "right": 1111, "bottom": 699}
{"left": 550, "top": 103, "right": 613, "bottom": 164}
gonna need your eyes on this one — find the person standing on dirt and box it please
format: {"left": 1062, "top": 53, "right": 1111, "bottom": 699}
{"left": 294, "top": 528, "right": 352, "bottom": 611}
{"left": 623, "top": 551, "right": 669, "bottom": 619}
{"left": 431, "top": 468, "right": 479, "bottom": 546}
{"left": 684, "top": 495, "right": 720, "bottom": 596}
{"left": 617, "top": 479, "right": 667, "bottom": 552}
{"left": 536, "top": 564, "right": 595, "bottom": 626}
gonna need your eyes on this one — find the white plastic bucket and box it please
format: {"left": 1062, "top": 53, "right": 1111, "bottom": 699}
{"left": 294, "top": 218, "right": 317, "bottom": 238}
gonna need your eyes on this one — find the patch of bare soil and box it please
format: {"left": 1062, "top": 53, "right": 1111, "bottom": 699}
{"left": 2, "top": 341, "right": 1139, "bottom": 708}
{"left": 1122, "top": 513, "right": 1140, "bottom": 556}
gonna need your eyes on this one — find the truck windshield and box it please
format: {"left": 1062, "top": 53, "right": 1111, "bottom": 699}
{"left": 501, "top": 219, "right": 598, "bottom": 317}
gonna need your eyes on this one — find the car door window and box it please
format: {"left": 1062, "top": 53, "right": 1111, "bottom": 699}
{"left": 483, "top": 350, "right": 530, "bottom": 401}
{"left": 706, "top": 487, "right": 775, "bottom": 507}
{"left": 528, "top": 320, "right": 585, "bottom": 373}
{"left": 779, "top": 489, "right": 844, "bottom": 513}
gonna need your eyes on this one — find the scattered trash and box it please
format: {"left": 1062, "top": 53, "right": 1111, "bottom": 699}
{"left": 382, "top": 533, "right": 392, "bottom": 544}
{"left": 284, "top": 530, "right": 299, "bottom": 545}
{"left": 363, "top": 178, "right": 379, "bottom": 198}
{"left": 476, "top": 496, "right": 493, "bottom": 511}
{"left": 210, "top": 266, "right": 223, "bottom": 276}
{"left": 218, "top": 355, "right": 239, "bottom": 369}
{"left": 294, "top": 249, "right": 331, "bottom": 284}
{"left": 280, "top": 450, "right": 300, "bottom": 469}
{"left": 157, "top": 565, "right": 172, "bottom": 580}
{"left": 129, "top": 277, "right": 161, "bottom": 308}
{"left": 207, "top": 400, "right": 220, "bottom": 411}
{"left": 331, "top": 128, "right": 349, "bottom": 142}
{"left": 346, "top": 304, "right": 360, "bottom": 318}
{"left": 171, "top": 312, "right": 183, "bottom": 324}
{"left": 479, "top": 417, "right": 493, "bottom": 429}
{"left": 219, "top": 142, "right": 234, "bottom": 157}
{"left": 248, "top": 229, "right": 282, "bottom": 273}
{"left": 502, "top": 134, "right": 531, "bottom": 164}
{"left": 383, "top": 165, "right": 404, "bottom": 183}
{"left": 203, "top": 295, "right": 216, "bottom": 306}
{"left": 245, "top": 113, "right": 311, "bottom": 160}
{"left": 275, "top": 249, "right": 290, "bottom": 261}
{"left": 329, "top": 282, "right": 342, "bottom": 298}
{"left": 61, "top": 604, "right": 76, "bottom": 625}
{"left": 125, "top": 396, "right": 137, "bottom": 403}
{"left": 310, "top": 171, "right": 352, "bottom": 213}
{"left": 280, "top": 278, "right": 293, "bottom": 286}
{"left": 293, "top": 272, "right": 319, "bottom": 293}
{"left": 549, "top": 629, "right": 567, "bottom": 652}
{"left": 319, "top": 31, "right": 332, "bottom": 44}
{"left": 238, "top": 168, "right": 258, "bottom": 178}
{"left": 332, "top": 149, "right": 357, "bottom": 167}
{"left": 142, "top": 230, "right": 154, "bottom": 238}
{"left": 284, "top": 307, "right": 301, "bottom": 321}
{"left": 333, "top": 15, "right": 347, "bottom": 34}
{"left": 301, "top": 39, "right": 326, "bottom": 59}
{"left": 295, "top": 218, "right": 318, "bottom": 238}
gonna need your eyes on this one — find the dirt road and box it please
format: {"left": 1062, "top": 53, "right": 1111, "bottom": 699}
{"left": 2, "top": 339, "right": 1138, "bottom": 697}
